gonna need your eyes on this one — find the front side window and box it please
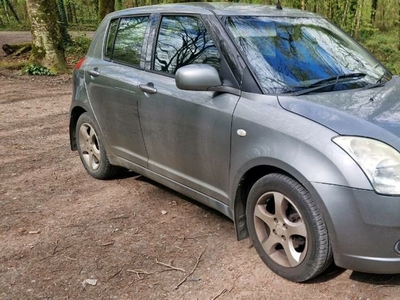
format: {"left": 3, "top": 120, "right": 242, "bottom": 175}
{"left": 107, "top": 16, "right": 149, "bottom": 66}
{"left": 226, "top": 16, "right": 389, "bottom": 94}
{"left": 154, "top": 16, "right": 220, "bottom": 74}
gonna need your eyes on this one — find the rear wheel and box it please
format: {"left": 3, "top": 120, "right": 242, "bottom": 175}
{"left": 246, "top": 173, "right": 332, "bottom": 282}
{"left": 76, "top": 113, "right": 121, "bottom": 179}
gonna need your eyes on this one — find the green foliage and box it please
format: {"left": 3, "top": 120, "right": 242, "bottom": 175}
{"left": 24, "top": 64, "right": 55, "bottom": 76}
{"left": 362, "top": 29, "right": 400, "bottom": 75}
{"left": 67, "top": 33, "right": 91, "bottom": 55}
{"left": 65, "top": 33, "right": 92, "bottom": 64}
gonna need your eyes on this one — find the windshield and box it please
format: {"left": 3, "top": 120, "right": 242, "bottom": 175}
{"left": 226, "top": 16, "right": 391, "bottom": 94}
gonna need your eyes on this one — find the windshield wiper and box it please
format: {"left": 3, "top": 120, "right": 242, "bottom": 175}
{"left": 362, "top": 70, "right": 390, "bottom": 90}
{"left": 307, "top": 73, "right": 366, "bottom": 88}
{"left": 291, "top": 73, "right": 367, "bottom": 96}
{"left": 376, "top": 70, "right": 390, "bottom": 84}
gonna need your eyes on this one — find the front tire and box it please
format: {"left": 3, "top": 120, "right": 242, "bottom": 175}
{"left": 76, "top": 113, "right": 121, "bottom": 179}
{"left": 246, "top": 173, "right": 332, "bottom": 282}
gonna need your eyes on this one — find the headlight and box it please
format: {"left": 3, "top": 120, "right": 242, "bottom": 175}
{"left": 333, "top": 136, "right": 400, "bottom": 195}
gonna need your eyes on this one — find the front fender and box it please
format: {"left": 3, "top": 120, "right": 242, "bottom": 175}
{"left": 229, "top": 92, "right": 372, "bottom": 245}
{"left": 229, "top": 92, "right": 372, "bottom": 200}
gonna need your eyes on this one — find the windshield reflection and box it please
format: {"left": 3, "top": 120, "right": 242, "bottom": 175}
{"left": 226, "top": 16, "right": 391, "bottom": 94}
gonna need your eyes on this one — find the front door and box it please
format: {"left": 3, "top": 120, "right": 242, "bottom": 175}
{"left": 138, "top": 15, "right": 240, "bottom": 202}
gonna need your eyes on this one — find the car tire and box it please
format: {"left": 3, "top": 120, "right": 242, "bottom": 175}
{"left": 76, "top": 113, "right": 121, "bottom": 179}
{"left": 246, "top": 173, "right": 332, "bottom": 282}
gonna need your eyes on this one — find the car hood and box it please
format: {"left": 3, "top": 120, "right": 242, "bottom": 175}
{"left": 278, "top": 75, "right": 400, "bottom": 151}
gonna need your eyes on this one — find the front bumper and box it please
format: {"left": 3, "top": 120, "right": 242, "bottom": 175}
{"left": 312, "top": 182, "right": 400, "bottom": 274}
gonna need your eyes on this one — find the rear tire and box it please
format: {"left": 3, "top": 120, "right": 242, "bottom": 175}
{"left": 246, "top": 173, "right": 332, "bottom": 282}
{"left": 76, "top": 113, "right": 121, "bottom": 179}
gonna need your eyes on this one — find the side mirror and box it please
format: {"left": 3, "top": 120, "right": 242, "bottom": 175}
{"left": 175, "top": 64, "right": 222, "bottom": 91}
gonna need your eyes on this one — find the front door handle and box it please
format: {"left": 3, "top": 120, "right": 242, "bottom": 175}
{"left": 88, "top": 68, "right": 100, "bottom": 77}
{"left": 139, "top": 82, "right": 157, "bottom": 95}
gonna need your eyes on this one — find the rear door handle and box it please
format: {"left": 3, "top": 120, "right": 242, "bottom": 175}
{"left": 88, "top": 68, "right": 100, "bottom": 77}
{"left": 139, "top": 82, "right": 157, "bottom": 95}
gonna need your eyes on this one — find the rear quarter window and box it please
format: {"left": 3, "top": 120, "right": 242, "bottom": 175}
{"left": 104, "top": 16, "right": 149, "bottom": 66}
{"left": 104, "top": 18, "right": 119, "bottom": 59}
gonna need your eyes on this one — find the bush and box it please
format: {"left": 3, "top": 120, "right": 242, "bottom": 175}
{"left": 67, "top": 34, "right": 91, "bottom": 56}
{"left": 66, "top": 33, "right": 92, "bottom": 66}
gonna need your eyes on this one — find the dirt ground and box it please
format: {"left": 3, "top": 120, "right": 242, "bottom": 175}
{"left": 1, "top": 31, "right": 400, "bottom": 300}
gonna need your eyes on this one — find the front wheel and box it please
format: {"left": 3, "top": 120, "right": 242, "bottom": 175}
{"left": 246, "top": 174, "right": 332, "bottom": 282}
{"left": 76, "top": 113, "right": 121, "bottom": 179}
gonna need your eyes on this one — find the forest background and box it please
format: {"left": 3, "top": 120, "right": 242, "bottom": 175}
{"left": 0, "top": 0, "right": 399, "bottom": 74}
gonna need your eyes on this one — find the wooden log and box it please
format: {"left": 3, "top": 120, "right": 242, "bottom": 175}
{"left": 2, "top": 43, "right": 32, "bottom": 56}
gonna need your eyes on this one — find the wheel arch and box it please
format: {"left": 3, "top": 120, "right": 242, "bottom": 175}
{"left": 232, "top": 159, "right": 336, "bottom": 249}
{"left": 69, "top": 106, "right": 87, "bottom": 150}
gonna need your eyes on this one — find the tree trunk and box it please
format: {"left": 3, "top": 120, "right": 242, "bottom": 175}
{"left": 72, "top": 3, "right": 78, "bottom": 23}
{"left": 98, "top": 0, "right": 115, "bottom": 23}
{"left": 26, "top": 0, "right": 68, "bottom": 74}
{"left": 371, "top": 0, "right": 378, "bottom": 24}
{"left": 4, "top": 0, "right": 20, "bottom": 23}
{"left": 398, "top": 4, "right": 400, "bottom": 50}
{"left": 56, "top": 0, "right": 72, "bottom": 45}
{"left": 353, "top": 0, "right": 364, "bottom": 38}
{"left": 66, "top": 0, "right": 73, "bottom": 23}
{"left": 2, "top": 0, "right": 12, "bottom": 23}
{"left": 92, "top": 0, "right": 98, "bottom": 14}
{"left": 57, "top": 0, "right": 68, "bottom": 26}
{"left": 342, "top": 0, "right": 350, "bottom": 29}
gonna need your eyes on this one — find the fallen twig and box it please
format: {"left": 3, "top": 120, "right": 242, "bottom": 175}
{"left": 228, "top": 275, "right": 240, "bottom": 293}
{"left": 13, "top": 210, "right": 40, "bottom": 214}
{"left": 156, "top": 258, "right": 185, "bottom": 272}
{"left": 211, "top": 274, "right": 240, "bottom": 299}
{"left": 64, "top": 256, "right": 78, "bottom": 261}
{"left": 38, "top": 255, "right": 53, "bottom": 262}
{"left": 174, "top": 249, "right": 205, "bottom": 290}
{"left": 107, "top": 268, "right": 123, "bottom": 281}
{"left": 110, "top": 214, "right": 130, "bottom": 220}
{"left": 134, "top": 226, "right": 142, "bottom": 234}
{"left": 52, "top": 239, "right": 59, "bottom": 255}
{"left": 211, "top": 288, "right": 227, "bottom": 300}
{"left": 100, "top": 241, "right": 114, "bottom": 247}
{"left": 127, "top": 269, "right": 155, "bottom": 279}
{"left": 28, "top": 230, "right": 41, "bottom": 234}
{"left": 184, "top": 233, "right": 213, "bottom": 240}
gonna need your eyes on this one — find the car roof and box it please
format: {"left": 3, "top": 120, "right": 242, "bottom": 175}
{"left": 107, "top": 2, "right": 322, "bottom": 18}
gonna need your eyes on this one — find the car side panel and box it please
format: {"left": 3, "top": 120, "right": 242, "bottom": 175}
{"left": 85, "top": 59, "right": 148, "bottom": 166}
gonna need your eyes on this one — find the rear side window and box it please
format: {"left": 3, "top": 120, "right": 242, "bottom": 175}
{"left": 154, "top": 16, "right": 220, "bottom": 74}
{"left": 105, "top": 16, "right": 149, "bottom": 66}
{"left": 105, "top": 19, "right": 119, "bottom": 59}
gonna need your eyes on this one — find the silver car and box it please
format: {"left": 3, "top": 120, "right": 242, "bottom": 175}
{"left": 69, "top": 3, "right": 400, "bottom": 282}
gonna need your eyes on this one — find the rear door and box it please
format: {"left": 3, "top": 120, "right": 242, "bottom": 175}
{"left": 138, "top": 15, "right": 240, "bottom": 203}
{"left": 85, "top": 16, "right": 150, "bottom": 166}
